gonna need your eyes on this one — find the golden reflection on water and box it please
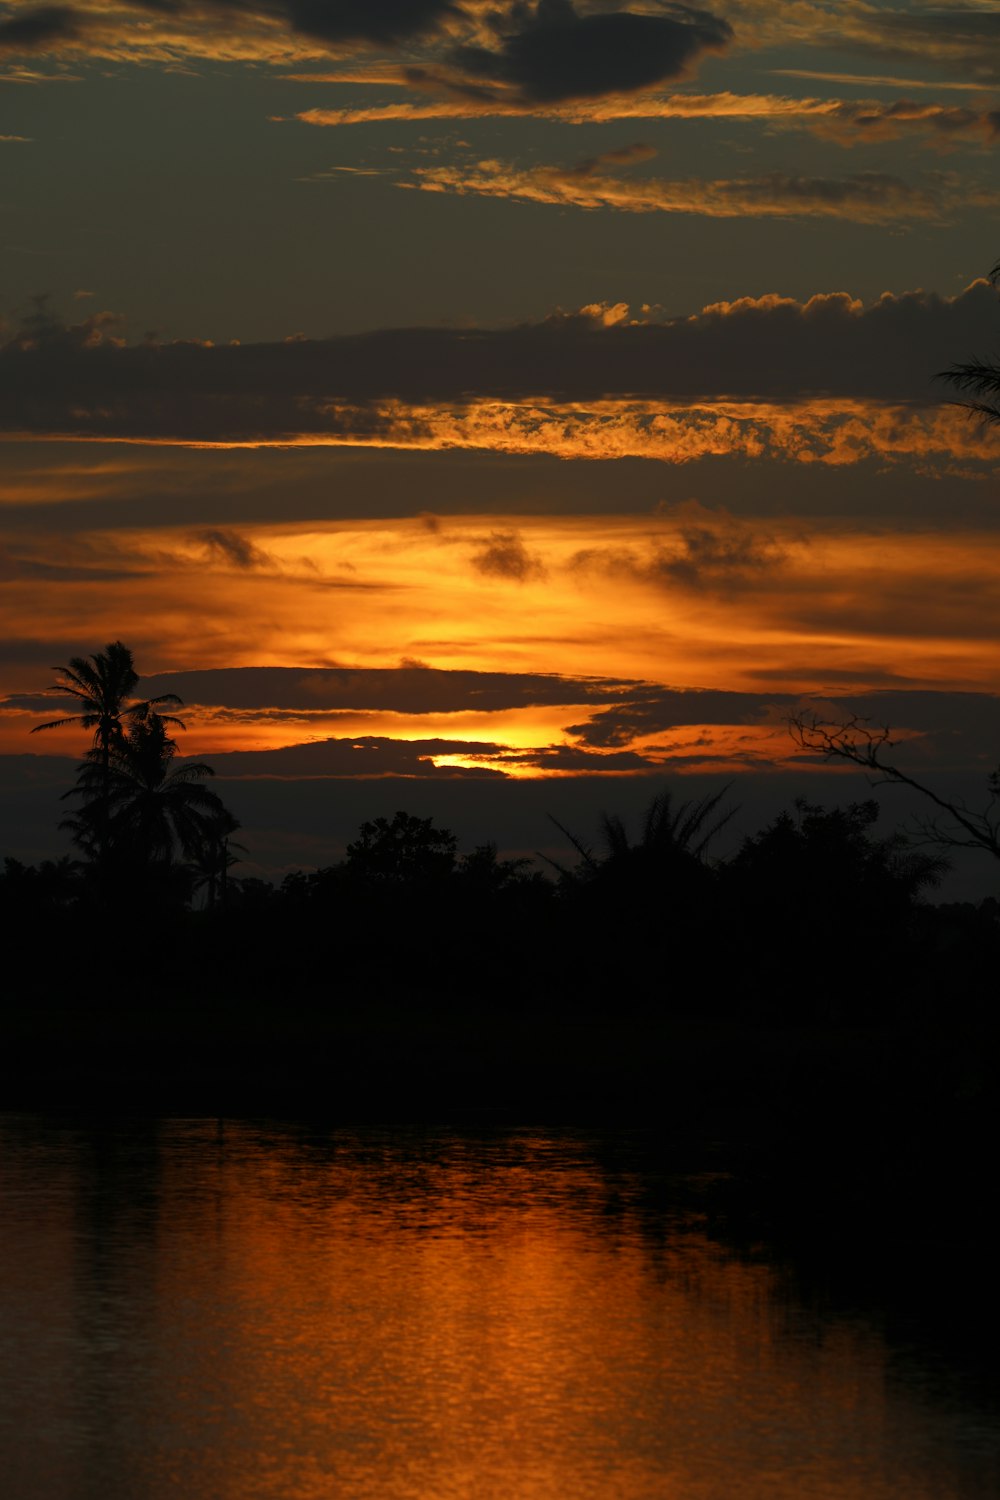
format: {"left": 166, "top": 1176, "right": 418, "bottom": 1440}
{"left": 0, "top": 1120, "right": 993, "bottom": 1500}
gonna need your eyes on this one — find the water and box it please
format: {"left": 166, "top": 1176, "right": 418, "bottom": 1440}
{"left": 0, "top": 1116, "right": 995, "bottom": 1500}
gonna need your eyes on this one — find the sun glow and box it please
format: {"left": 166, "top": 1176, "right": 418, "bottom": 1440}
{"left": 7, "top": 511, "right": 1000, "bottom": 775}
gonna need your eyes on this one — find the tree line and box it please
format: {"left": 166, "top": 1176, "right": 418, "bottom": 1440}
{"left": 6, "top": 640, "right": 999, "bottom": 1028}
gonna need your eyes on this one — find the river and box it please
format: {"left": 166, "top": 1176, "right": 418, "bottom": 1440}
{"left": 0, "top": 1115, "right": 995, "bottom": 1499}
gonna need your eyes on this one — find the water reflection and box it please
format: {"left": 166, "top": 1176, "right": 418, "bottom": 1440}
{"left": 0, "top": 1117, "right": 995, "bottom": 1500}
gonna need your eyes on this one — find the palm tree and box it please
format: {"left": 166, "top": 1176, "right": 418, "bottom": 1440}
{"left": 32, "top": 640, "right": 184, "bottom": 756}
{"left": 32, "top": 641, "right": 184, "bottom": 864}
{"left": 546, "top": 787, "right": 735, "bottom": 885}
{"left": 62, "top": 713, "right": 226, "bottom": 882}
{"left": 188, "top": 808, "right": 245, "bottom": 909}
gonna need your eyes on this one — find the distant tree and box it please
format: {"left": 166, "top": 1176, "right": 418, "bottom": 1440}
{"left": 0, "top": 854, "right": 83, "bottom": 911}
{"left": 188, "top": 807, "right": 245, "bottom": 909}
{"left": 457, "top": 842, "right": 536, "bottom": 892}
{"left": 345, "top": 810, "right": 457, "bottom": 886}
{"left": 729, "top": 798, "right": 947, "bottom": 912}
{"left": 725, "top": 798, "right": 949, "bottom": 1020}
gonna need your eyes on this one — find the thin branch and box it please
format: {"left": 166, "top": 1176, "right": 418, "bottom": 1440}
{"left": 789, "top": 712, "right": 1000, "bottom": 860}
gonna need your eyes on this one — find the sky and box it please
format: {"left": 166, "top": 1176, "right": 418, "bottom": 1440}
{"left": 2, "top": 0, "right": 1000, "bottom": 888}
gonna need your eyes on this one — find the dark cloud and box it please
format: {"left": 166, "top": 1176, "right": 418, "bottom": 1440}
{"left": 845, "top": 7, "right": 1000, "bottom": 84}
{"left": 470, "top": 529, "right": 544, "bottom": 581}
{"left": 571, "top": 141, "right": 659, "bottom": 173}
{"left": 877, "top": 8, "right": 1000, "bottom": 45}
{"left": 197, "top": 528, "right": 274, "bottom": 569}
{"left": 207, "top": 732, "right": 674, "bottom": 778}
{"left": 284, "top": 0, "right": 460, "bottom": 47}
{"left": 508, "top": 742, "right": 659, "bottom": 771}
{"left": 572, "top": 513, "right": 785, "bottom": 592}
{"left": 654, "top": 521, "right": 783, "bottom": 587}
{"left": 136, "top": 664, "right": 639, "bottom": 713}
{"left": 0, "top": 0, "right": 461, "bottom": 61}
{"left": 564, "top": 685, "right": 1000, "bottom": 762}
{"left": 449, "top": 0, "right": 731, "bottom": 103}
{"left": 824, "top": 98, "right": 1000, "bottom": 144}
{"left": 210, "top": 735, "right": 507, "bottom": 778}
{"left": 0, "top": 546, "right": 138, "bottom": 582}
{"left": 2, "top": 280, "right": 998, "bottom": 442}
{"left": 565, "top": 689, "right": 784, "bottom": 747}
{"left": 0, "top": 4, "right": 81, "bottom": 51}
{"left": 0, "top": 635, "right": 116, "bottom": 669}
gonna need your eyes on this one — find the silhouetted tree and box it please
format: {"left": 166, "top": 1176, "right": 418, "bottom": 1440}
{"left": 188, "top": 807, "right": 245, "bottom": 909}
{"left": 345, "top": 810, "right": 457, "bottom": 886}
{"left": 1, "top": 854, "right": 83, "bottom": 910}
{"left": 457, "top": 842, "right": 536, "bottom": 892}
{"left": 62, "top": 713, "right": 227, "bottom": 898}
{"left": 725, "top": 798, "right": 948, "bottom": 1019}
{"left": 790, "top": 712, "right": 1000, "bottom": 861}
{"left": 548, "top": 787, "right": 734, "bottom": 891}
{"left": 545, "top": 790, "right": 735, "bottom": 1008}
{"left": 31, "top": 641, "right": 183, "bottom": 865}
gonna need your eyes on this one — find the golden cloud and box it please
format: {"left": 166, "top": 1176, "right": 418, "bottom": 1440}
{"left": 407, "top": 156, "right": 998, "bottom": 224}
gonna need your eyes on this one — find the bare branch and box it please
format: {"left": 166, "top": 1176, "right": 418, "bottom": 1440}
{"left": 788, "top": 712, "right": 1000, "bottom": 861}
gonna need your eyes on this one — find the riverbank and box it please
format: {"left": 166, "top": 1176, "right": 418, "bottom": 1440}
{"left": 6, "top": 993, "right": 995, "bottom": 1239}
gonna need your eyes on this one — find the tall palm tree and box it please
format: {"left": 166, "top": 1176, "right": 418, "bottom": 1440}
{"left": 32, "top": 641, "right": 184, "bottom": 758}
{"left": 62, "top": 713, "right": 226, "bottom": 879}
{"left": 32, "top": 641, "right": 184, "bottom": 865}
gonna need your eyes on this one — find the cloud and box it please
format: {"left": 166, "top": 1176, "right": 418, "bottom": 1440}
{"left": 868, "top": 6, "right": 1000, "bottom": 81}
{"left": 445, "top": 0, "right": 731, "bottom": 104}
{"left": 297, "top": 86, "right": 1000, "bottom": 143}
{"left": 572, "top": 509, "right": 785, "bottom": 591}
{"left": 135, "top": 664, "right": 638, "bottom": 714}
{"left": 209, "top": 735, "right": 509, "bottom": 780}
{"left": 0, "top": 545, "right": 139, "bottom": 582}
{"left": 197, "top": 527, "right": 275, "bottom": 569}
{"left": 0, "top": 0, "right": 730, "bottom": 73}
{"left": 411, "top": 154, "right": 997, "bottom": 224}
{"left": 720, "top": 0, "right": 1000, "bottom": 86}
{"left": 3, "top": 283, "right": 1000, "bottom": 461}
{"left": 769, "top": 70, "right": 993, "bottom": 93}
{"left": 807, "top": 98, "right": 1000, "bottom": 147}
{"left": 658, "top": 518, "right": 784, "bottom": 587}
{"left": 0, "top": 0, "right": 994, "bottom": 96}
{"left": 470, "top": 529, "right": 545, "bottom": 581}
{"left": 563, "top": 685, "right": 1000, "bottom": 769}
{"left": 574, "top": 141, "right": 658, "bottom": 170}
{"left": 0, "top": 5, "right": 81, "bottom": 53}
{"left": 0, "top": 0, "right": 463, "bottom": 66}
{"left": 284, "top": 0, "right": 459, "bottom": 48}
{"left": 204, "top": 731, "right": 689, "bottom": 779}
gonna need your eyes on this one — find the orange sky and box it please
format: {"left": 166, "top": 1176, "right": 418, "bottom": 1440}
{"left": 6, "top": 511, "right": 1000, "bottom": 775}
